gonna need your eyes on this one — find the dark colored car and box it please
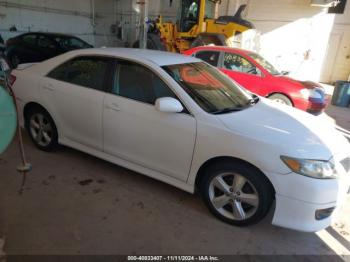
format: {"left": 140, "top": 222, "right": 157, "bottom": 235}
{"left": 5, "top": 32, "right": 93, "bottom": 68}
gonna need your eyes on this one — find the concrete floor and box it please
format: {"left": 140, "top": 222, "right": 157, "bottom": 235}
{"left": 0, "top": 105, "right": 350, "bottom": 256}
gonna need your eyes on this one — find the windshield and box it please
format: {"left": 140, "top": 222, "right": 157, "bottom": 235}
{"left": 162, "top": 62, "right": 254, "bottom": 114}
{"left": 54, "top": 36, "right": 91, "bottom": 50}
{"left": 248, "top": 53, "right": 280, "bottom": 75}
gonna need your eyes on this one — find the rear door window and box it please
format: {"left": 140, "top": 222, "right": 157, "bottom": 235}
{"left": 54, "top": 36, "right": 91, "bottom": 49}
{"left": 195, "top": 51, "right": 220, "bottom": 67}
{"left": 21, "top": 34, "right": 37, "bottom": 46}
{"left": 37, "top": 35, "right": 56, "bottom": 50}
{"left": 47, "top": 56, "right": 112, "bottom": 91}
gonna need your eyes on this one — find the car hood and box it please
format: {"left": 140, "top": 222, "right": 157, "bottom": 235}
{"left": 216, "top": 98, "right": 349, "bottom": 160}
{"left": 276, "top": 76, "right": 322, "bottom": 90}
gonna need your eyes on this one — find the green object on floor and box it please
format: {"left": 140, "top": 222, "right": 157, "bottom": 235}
{"left": 0, "top": 85, "right": 17, "bottom": 154}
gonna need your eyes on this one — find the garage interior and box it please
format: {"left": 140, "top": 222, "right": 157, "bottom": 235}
{"left": 0, "top": 0, "right": 350, "bottom": 258}
{"left": 1, "top": 0, "right": 350, "bottom": 83}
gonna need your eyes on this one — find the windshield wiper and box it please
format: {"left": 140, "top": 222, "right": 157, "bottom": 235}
{"left": 211, "top": 107, "right": 244, "bottom": 115}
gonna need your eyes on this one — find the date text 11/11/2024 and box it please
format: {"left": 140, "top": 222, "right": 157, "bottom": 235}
{"left": 127, "top": 256, "right": 220, "bottom": 261}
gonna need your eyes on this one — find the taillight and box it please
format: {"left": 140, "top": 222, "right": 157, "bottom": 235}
{"left": 8, "top": 74, "right": 17, "bottom": 87}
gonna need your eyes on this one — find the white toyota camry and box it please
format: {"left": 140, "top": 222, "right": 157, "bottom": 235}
{"left": 10, "top": 48, "right": 350, "bottom": 232}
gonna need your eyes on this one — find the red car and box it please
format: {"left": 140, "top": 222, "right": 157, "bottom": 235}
{"left": 183, "top": 46, "right": 327, "bottom": 114}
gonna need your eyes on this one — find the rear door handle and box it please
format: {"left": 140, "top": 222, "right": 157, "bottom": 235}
{"left": 106, "top": 103, "right": 121, "bottom": 112}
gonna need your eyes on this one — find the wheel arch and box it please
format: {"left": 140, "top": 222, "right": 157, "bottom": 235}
{"left": 194, "top": 156, "right": 276, "bottom": 196}
{"left": 23, "top": 102, "right": 59, "bottom": 133}
{"left": 24, "top": 102, "right": 48, "bottom": 120}
{"left": 267, "top": 92, "right": 294, "bottom": 107}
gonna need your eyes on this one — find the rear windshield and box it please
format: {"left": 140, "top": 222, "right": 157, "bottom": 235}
{"left": 54, "top": 36, "right": 91, "bottom": 50}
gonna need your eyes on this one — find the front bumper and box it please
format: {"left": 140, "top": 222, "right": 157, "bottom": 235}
{"left": 307, "top": 98, "right": 328, "bottom": 115}
{"left": 273, "top": 194, "right": 340, "bottom": 232}
{"left": 292, "top": 94, "right": 328, "bottom": 115}
{"left": 264, "top": 168, "right": 350, "bottom": 232}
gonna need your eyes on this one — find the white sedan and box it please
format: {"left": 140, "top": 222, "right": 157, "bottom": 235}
{"left": 11, "top": 48, "right": 350, "bottom": 232}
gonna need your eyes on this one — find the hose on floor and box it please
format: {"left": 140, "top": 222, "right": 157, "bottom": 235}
{"left": 5, "top": 75, "right": 31, "bottom": 194}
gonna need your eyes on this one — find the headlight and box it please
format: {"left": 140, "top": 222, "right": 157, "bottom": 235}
{"left": 309, "top": 89, "right": 323, "bottom": 99}
{"left": 300, "top": 88, "right": 323, "bottom": 100}
{"left": 300, "top": 89, "right": 310, "bottom": 99}
{"left": 281, "top": 156, "right": 338, "bottom": 179}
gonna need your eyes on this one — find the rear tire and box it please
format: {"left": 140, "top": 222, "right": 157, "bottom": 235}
{"left": 25, "top": 107, "right": 58, "bottom": 152}
{"left": 200, "top": 160, "right": 274, "bottom": 226}
{"left": 191, "top": 33, "right": 227, "bottom": 48}
{"left": 268, "top": 93, "right": 293, "bottom": 106}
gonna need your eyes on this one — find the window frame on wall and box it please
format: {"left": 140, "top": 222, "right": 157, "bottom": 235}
{"left": 328, "top": 0, "right": 347, "bottom": 14}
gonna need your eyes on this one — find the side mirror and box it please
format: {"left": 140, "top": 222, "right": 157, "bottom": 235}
{"left": 155, "top": 97, "right": 184, "bottom": 113}
{"left": 248, "top": 67, "right": 262, "bottom": 76}
{"left": 253, "top": 68, "right": 261, "bottom": 76}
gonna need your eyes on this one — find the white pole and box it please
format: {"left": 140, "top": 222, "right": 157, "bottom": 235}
{"left": 139, "top": 0, "right": 148, "bottom": 49}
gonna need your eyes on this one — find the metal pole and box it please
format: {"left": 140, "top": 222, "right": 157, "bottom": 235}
{"left": 138, "top": 0, "right": 148, "bottom": 49}
{"left": 91, "top": 0, "right": 96, "bottom": 27}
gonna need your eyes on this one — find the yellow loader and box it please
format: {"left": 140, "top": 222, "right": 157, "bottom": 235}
{"left": 134, "top": 0, "right": 254, "bottom": 53}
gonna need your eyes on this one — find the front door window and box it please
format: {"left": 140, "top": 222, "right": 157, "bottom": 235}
{"left": 224, "top": 53, "right": 261, "bottom": 76}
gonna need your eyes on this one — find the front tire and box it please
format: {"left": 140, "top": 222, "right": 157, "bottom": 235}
{"left": 25, "top": 107, "right": 58, "bottom": 151}
{"left": 200, "top": 161, "right": 274, "bottom": 226}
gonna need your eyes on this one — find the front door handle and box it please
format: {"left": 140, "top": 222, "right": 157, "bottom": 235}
{"left": 43, "top": 84, "right": 55, "bottom": 91}
{"left": 106, "top": 103, "right": 121, "bottom": 112}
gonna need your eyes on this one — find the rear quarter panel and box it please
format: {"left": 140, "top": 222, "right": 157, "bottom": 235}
{"left": 11, "top": 65, "right": 45, "bottom": 127}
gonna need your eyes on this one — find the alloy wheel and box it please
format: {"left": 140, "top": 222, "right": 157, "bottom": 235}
{"left": 29, "top": 113, "right": 53, "bottom": 147}
{"left": 208, "top": 172, "right": 259, "bottom": 221}
{"left": 272, "top": 98, "right": 287, "bottom": 105}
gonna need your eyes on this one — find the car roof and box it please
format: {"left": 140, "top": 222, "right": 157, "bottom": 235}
{"left": 66, "top": 48, "right": 201, "bottom": 66}
{"left": 18, "top": 32, "right": 79, "bottom": 38}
